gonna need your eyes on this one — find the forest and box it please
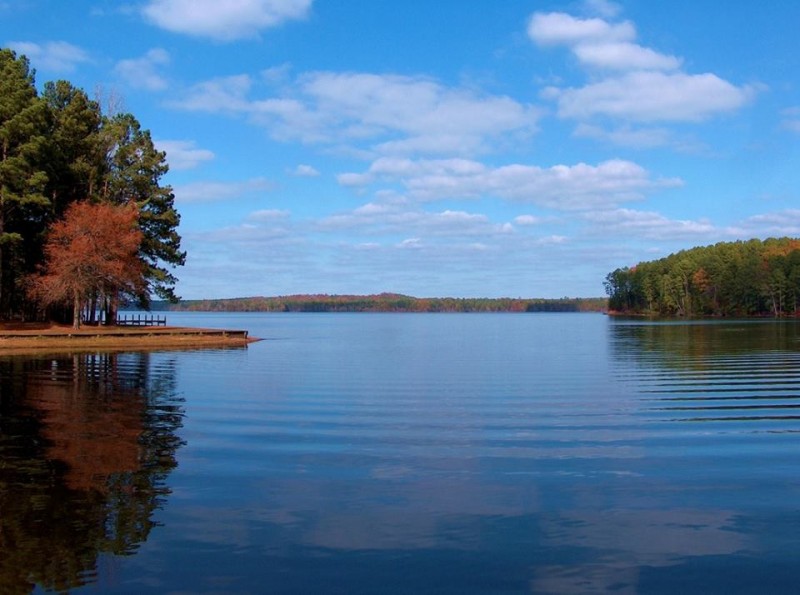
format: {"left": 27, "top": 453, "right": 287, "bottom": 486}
{"left": 605, "top": 238, "right": 800, "bottom": 317}
{"left": 0, "top": 48, "right": 184, "bottom": 325}
{"left": 164, "top": 294, "right": 608, "bottom": 313}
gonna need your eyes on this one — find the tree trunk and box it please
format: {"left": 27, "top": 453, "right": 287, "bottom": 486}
{"left": 104, "top": 292, "right": 118, "bottom": 326}
{"left": 0, "top": 143, "right": 5, "bottom": 314}
{"left": 88, "top": 293, "right": 98, "bottom": 324}
{"left": 72, "top": 291, "right": 81, "bottom": 329}
{"left": 0, "top": 207, "right": 4, "bottom": 316}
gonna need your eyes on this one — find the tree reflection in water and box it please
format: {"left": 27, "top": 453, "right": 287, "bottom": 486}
{"left": 0, "top": 352, "right": 185, "bottom": 593}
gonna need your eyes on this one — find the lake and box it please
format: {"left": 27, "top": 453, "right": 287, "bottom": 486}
{"left": 3, "top": 312, "right": 800, "bottom": 594}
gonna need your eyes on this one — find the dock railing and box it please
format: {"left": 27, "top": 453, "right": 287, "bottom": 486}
{"left": 116, "top": 314, "right": 167, "bottom": 327}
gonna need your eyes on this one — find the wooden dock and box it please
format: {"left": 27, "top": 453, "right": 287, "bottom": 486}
{"left": 0, "top": 324, "right": 257, "bottom": 353}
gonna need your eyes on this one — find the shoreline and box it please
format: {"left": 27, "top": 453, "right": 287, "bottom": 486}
{"left": 0, "top": 323, "right": 260, "bottom": 355}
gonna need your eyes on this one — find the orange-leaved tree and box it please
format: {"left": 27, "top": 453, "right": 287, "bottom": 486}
{"left": 28, "top": 201, "right": 144, "bottom": 328}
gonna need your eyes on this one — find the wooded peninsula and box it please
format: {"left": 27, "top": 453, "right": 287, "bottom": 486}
{"left": 1, "top": 48, "right": 184, "bottom": 328}
{"left": 605, "top": 237, "right": 800, "bottom": 317}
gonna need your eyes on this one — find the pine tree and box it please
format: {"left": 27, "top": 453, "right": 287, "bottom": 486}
{"left": 0, "top": 49, "right": 49, "bottom": 315}
{"left": 99, "top": 113, "right": 185, "bottom": 311}
{"left": 42, "top": 80, "right": 104, "bottom": 217}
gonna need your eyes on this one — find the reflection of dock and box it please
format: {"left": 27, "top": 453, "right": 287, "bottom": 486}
{"left": 0, "top": 324, "right": 258, "bottom": 353}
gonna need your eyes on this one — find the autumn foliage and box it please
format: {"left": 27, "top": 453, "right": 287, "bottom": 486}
{"left": 28, "top": 201, "right": 145, "bottom": 327}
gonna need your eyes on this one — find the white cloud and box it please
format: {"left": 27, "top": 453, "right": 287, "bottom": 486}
{"left": 337, "top": 172, "right": 371, "bottom": 187}
{"left": 398, "top": 238, "right": 423, "bottom": 250}
{"left": 318, "top": 203, "right": 520, "bottom": 242}
{"left": 300, "top": 72, "right": 539, "bottom": 153}
{"left": 528, "top": 12, "right": 678, "bottom": 72}
{"left": 535, "top": 234, "right": 568, "bottom": 245}
{"left": 514, "top": 215, "right": 541, "bottom": 226}
{"left": 529, "top": 9, "right": 754, "bottom": 125}
{"left": 114, "top": 48, "right": 170, "bottom": 91}
{"left": 554, "top": 71, "right": 754, "bottom": 122}
{"left": 572, "top": 41, "right": 680, "bottom": 71}
{"left": 246, "top": 209, "right": 291, "bottom": 221}
{"left": 174, "top": 74, "right": 254, "bottom": 112}
{"left": 583, "top": 208, "right": 715, "bottom": 239}
{"left": 339, "top": 157, "right": 681, "bottom": 210}
{"left": 731, "top": 209, "right": 800, "bottom": 237}
{"left": 174, "top": 177, "right": 274, "bottom": 203}
{"left": 528, "top": 12, "right": 634, "bottom": 47}
{"left": 7, "top": 40, "right": 89, "bottom": 72}
{"left": 156, "top": 139, "right": 214, "bottom": 170}
{"left": 292, "top": 164, "right": 320, "bottom": 177}
{"left": 142, "top": 0, "right": 312, "bottom": 41}
{"left": 174, "top": 71, "right": 541, "bottom": 157}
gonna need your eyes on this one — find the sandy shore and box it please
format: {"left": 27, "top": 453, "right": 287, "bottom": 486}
{"left": 0, "top": 323, "right": 259, "bottom": 355}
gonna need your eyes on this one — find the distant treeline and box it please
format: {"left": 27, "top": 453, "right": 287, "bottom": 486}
{"left": 159, "top": 294, "right": 608, "bottom": 313}
{"left": 605, "top": 237, "right": 800, "bottom": 317}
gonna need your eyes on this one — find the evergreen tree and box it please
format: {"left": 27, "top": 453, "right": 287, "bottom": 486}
{"left": 98, "top": 113, "right": 185, "bottom": 309}
{"left": 42, "top": 80, "right": 103, "bottom": 217}
{"left": 0, "top": 49, "right": 49, "bottom": 316}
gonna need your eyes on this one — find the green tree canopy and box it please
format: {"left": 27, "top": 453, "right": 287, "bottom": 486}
{"left": 605, "top": 238, "right": 800, "bottom": 317}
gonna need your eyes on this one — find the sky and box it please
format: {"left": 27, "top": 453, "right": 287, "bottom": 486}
{"left": 3, "top": 0, "right": 800, "bottom": 299}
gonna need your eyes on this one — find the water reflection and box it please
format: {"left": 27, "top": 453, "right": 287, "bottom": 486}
{"left": 609, "top": 319, "right": 800, "bottom": 424}
{"left": 5, "top": 315, "right": 796, "bottom": 593}
{"left": 0, "top": 352, "right": 184, "bottom": 594}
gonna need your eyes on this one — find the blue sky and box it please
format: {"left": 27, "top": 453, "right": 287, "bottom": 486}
{"left": 3, "top": 0, "right": 800, "bottom": 299}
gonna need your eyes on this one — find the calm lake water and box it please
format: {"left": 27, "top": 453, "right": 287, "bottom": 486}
{"left": 3, "top": 312, "right": 800, "bottom": 594}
